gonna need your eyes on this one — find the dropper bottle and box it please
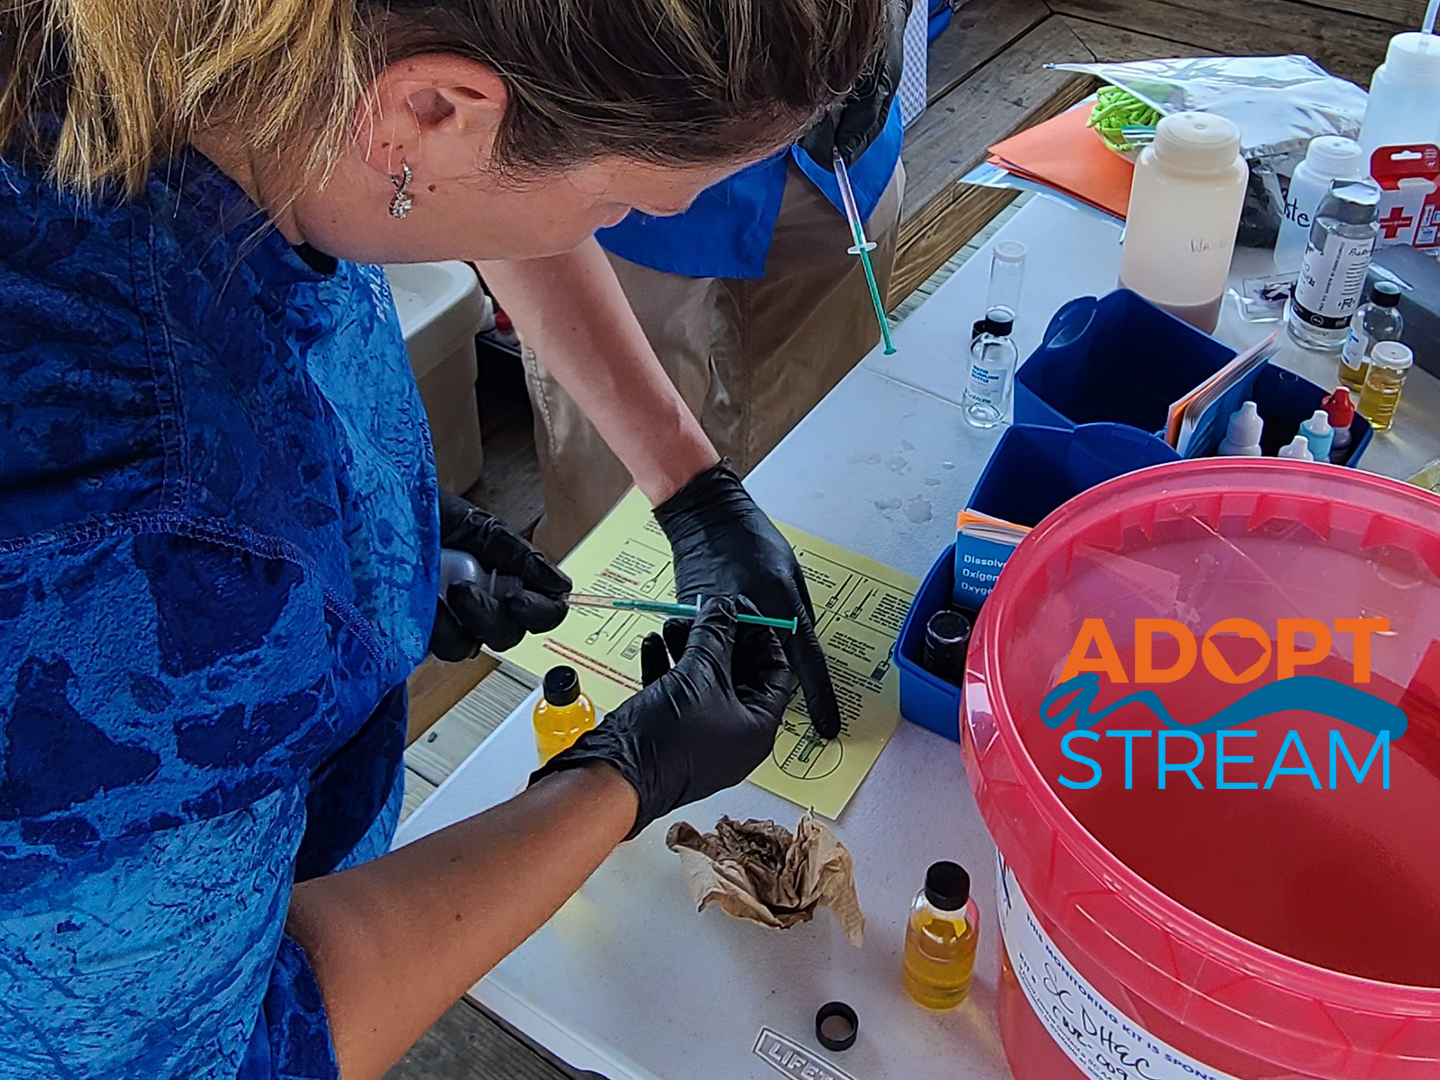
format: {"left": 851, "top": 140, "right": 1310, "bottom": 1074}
{"left": 533, "top": 666, "right": 597, "bottom": 765}
{"left": 902, "top": 861, "right": 980, "bottom": 1010}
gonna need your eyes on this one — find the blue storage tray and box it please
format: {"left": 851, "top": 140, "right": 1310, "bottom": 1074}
{"left": 1015, "top": 290, "right": 1237, "bottom": 434}
{"left": 1249, "top": 366, "right": 1373, "bottom": 465}
{"left": 967, "top": 422, "right": 1180, "bottom": 528}
{"left": 895, "top": 544, "right": 967, "bottom": 742}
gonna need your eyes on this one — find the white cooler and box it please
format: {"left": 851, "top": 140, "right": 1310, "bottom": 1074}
{"left": 385, "top": 261, "right": 488, "bottom": 493}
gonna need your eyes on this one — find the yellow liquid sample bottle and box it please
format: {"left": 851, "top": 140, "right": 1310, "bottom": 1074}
{"left": 1357, "top": 340, "right": 1413, "bottom": 433}
{"left": 533, "top": 666, "right": 596, "bottom": 765}
{"left": 902, "top": 861, "right": 980, "bottom": 1011}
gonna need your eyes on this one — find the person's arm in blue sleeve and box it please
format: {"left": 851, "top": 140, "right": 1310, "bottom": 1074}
{"left": 0, "top": 527, "right": 347, "bottom": 1080}
{"left": 2, "top": 524, "right": 786, "bottom": 1080}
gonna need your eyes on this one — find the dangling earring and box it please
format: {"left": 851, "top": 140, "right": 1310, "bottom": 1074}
{"left": 389, "top": 159, "right": 414, "bottom": 219}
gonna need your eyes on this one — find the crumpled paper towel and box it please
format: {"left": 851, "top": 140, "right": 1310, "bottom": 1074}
{"left": 665, "top": 811, "right": 865, "bottom": 946}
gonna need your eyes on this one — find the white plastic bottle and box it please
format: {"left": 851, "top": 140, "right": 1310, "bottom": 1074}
{"left": 1118, "top": 112, "right": 1248, "bottom": 334}
{"left": 1358, "top": 32, "right": 1440, "bottom": 169}
{"left": 1217, "top": 401, "right": 1263, "bottom": 456}
{"left": 1300, "top": 409, "right": 1334, "bottom": 461}
{"left": 1274, "top": 137, "right": 1365, "bottom": 273}
{"left": 1278, "top": 435, "right": 1316, "bottom": 461}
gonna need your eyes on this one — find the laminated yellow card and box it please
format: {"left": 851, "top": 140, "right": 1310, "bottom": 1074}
{"left": 507, "top": 489, "right": 917, "bottom": 818}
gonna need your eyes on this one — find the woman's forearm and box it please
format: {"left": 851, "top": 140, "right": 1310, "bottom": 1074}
{"left": 478, "top": 240, "right": 719, "bottom": 505}
{"left": 286, "top": 763, "right": 638, "bottom": 1080}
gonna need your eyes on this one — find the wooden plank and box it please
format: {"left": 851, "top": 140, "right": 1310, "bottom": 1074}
{"left": 405, "top": 667, "right": 535, "bottom": 784}
{"left": 401, "top": 768, "right": 438, "bottom": 822}
{"left": 1289, "top": 0, "right": 1428, "bottom": 29}
{"left": 901, "top": 16, "right": 1096, "bottom": 223}
{"left": 1049, "top": 0, "right": 1400, "bottom": 85}
{"left": 384, "top": 999, "right": 570, "bottom": 1080}
{"left": 925, "top": 0, "right": 1050, "bottom": 104}
{"left": 407, "top": 653, "right": 498, "bottom": 745}
{"left": 893, "top": 17, "right": 1096, "bottom": 301}
{"left": 1058, "top": 17, "right": 1220, "bottom": 63}
{"left": 893, "top": 186, "right": 1021, "bottom": 303}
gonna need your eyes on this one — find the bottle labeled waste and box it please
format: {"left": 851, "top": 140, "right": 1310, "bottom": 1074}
{"left": 963, "top": 308, "right": 1017, "bottom": 429}
{"left": 902, "top": 861, "right": 980, "bottom": 1010}
{"left": 1118, "top": 112, "right": 1247, "bottom": 333}
{"left": 1339, "top": 280, "right": 1404, "bottom": 392}
{"left": 1274, "top": 136, "right": 1365, "bottom": 274}
{"left": 533, "top": 666, "right": 596, "bottom": 765}
{"left": 1287, "top": 179, "right": 1382, "bottom": 352}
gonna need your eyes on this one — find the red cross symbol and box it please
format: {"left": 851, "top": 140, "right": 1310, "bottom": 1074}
{"left": 1380, "top": 204, "right": 1415, "bottom": 240}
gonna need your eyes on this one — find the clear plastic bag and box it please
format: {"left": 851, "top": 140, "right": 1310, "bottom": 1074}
{"left": 1048, "top": 55, "right": 1368, "bottom": 164}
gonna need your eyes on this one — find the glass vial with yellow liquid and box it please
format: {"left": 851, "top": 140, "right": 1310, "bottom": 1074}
{"left": 1358, "top": 340, "right": 1413, "bottom": 432}
{"left": 902, "top": 861, "right": 980, "bottom": 1010}
{"left": 533, "top": 666, "right": 596, "bottom": 765}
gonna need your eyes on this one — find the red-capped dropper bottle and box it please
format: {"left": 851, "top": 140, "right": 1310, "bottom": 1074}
{"left": 1323, "top": 387, "right": 1357, "bottom": 463}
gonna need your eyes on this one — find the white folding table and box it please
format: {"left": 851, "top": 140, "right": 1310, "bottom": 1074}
{"left": 395, "top": 196, "right": 1440, "bottom": 1080}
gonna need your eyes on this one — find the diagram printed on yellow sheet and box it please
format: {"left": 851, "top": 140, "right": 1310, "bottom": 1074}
{"left": 507, "top": 488, "right": 918, "bottom": 818}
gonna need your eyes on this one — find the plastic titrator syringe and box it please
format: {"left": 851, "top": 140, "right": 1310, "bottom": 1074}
{"left": 832, "top": 149, "right": 896, "bottom": 355}
{"left": 440, "top": 548, "right": 798, "bottom": 631}
{"left": 566, "top": 592, "right": 798, "bottom": 631}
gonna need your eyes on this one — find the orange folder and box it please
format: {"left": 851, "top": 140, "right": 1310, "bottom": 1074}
{"left": 987, "top": 106, "right": 1137, "bottom": 219}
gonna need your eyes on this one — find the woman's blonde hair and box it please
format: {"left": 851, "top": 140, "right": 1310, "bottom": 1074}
{"left": 0, "top": 0, "right": 884, "bottom": 196}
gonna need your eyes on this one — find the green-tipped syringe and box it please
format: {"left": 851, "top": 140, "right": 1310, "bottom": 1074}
{"left": 832, "top": 149, "right": 896, "bottom": 355}
{"left": 566, "top": 592, "right": 798, "bottom": 632}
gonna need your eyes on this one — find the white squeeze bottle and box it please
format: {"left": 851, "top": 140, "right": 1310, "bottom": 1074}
{"left": 1217, "top": 401, "right": 1263, "bottom": 456}
{"left": 1119, "top": 112, "right": 1248, "bottom": 334}
{"left": 1274, "top": 137, "right": 1365, "bottom": 273}
{"left": 1358, "top": 32, "right": 1440, "bottom": 169}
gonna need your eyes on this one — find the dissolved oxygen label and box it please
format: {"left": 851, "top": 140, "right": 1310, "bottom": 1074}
{"left": 997, "top": 855, "right": 1245, "bottom": 1080}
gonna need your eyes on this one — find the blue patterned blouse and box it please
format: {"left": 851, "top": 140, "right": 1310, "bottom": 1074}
{"left": 0, "top": 149, "right": 439, "bottom": 1078}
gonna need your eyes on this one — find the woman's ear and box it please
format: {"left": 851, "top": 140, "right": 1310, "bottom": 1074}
{"left": 354, "top": 54, "right": 509, "bottom": 183}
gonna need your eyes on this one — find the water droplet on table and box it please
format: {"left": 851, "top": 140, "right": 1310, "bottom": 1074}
{"left": 941, "top": 460, "right": 955, "bottom": 470}
{"left": 874, "top": 497, "right": 902, "bottom": 511}
{"left": 886, "top": 455, "right": 908, "bottom": 473}
{"left": 923, "top": 477, "right": 941, "bottom": 487}
{"left": 905, "top": 496, "right": 933, "bottom": 523}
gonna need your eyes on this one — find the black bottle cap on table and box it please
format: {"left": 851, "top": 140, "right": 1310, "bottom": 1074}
{"left": 815, "top": 1001, "right": 858, "bottom": 1052}
{"left": 924, "top": 861, "right": 971, "bottom": 911}
{"left": 1372, "top": 280, "right": 1402, "bottom": 308}
{"left": 982, "top": 306, "right": 1014, "bottom": 338}
{"left": 543, "top": 666, "right": 581, "bottom": 707}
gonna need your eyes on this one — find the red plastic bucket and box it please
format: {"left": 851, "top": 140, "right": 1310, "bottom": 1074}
{"left": 963, "top": 459, "right": 1440, "bottom": 1080}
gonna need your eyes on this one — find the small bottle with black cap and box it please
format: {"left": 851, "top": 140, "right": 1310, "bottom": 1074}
{"left": 902, "top": 861, "right": 981, "bottom": 1010}
{"left": 963, "top": 308, "right": 1018, "bottom": 429}
{"left": 533, "top": 666, "right": 596, "bottom": 766}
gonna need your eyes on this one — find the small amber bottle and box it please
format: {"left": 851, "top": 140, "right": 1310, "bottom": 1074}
{"left": 902, "top": 861, "right": 980, "bottom": 1010}
{"left": 533, "top": 666, "right": 596, "bottom": 765}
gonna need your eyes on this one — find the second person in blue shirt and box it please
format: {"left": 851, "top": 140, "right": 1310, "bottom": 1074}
{"left": 522, "top": 1, "right": 908, "bottom": 557}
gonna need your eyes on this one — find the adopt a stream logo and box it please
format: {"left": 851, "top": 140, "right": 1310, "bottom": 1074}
{"left": 1041, "top": 617, "right": 1407, "bottom": 791}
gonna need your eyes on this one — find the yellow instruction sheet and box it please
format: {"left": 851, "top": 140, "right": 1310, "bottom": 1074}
{"left": 507, "top": 488, "right": 918, "bottom": 818}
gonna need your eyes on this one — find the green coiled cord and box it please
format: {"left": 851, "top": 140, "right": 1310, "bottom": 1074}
{"left": 1087, "top": 86, "right": 1163, "bottom": 153}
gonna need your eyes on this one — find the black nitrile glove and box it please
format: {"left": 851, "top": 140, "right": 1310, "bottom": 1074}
{"left": 429, "top": 491, "right": 570, "bottom": 660}
{"left": 531, "top": 597, "right": 792, "bottom": 838}
{"left": 799, "top": 0, "right": 909, "bottom": 167}
{"left": 655, "top": 461, "right": 842, "bottom": 740}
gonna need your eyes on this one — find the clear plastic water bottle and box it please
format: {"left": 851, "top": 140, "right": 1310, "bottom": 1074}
{"left": 964, "top": 308, "right": 1018, "bottom": 428}
{"left": 1287, "top": 179, "right": 1382, "bottom": 352}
